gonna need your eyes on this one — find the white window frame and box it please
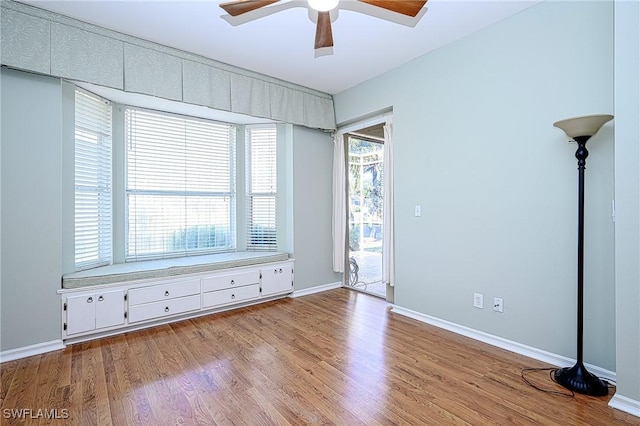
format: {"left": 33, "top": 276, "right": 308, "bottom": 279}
{"left": 124, "top": 106, "right": 237, "bottom": 261}
{"left": 246, "top": 124, "right": 277, "bottom": 251}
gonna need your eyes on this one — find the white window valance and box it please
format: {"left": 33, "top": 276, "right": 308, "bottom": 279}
{"left": 0, "top": 0, "right": 336, "bottom": 131}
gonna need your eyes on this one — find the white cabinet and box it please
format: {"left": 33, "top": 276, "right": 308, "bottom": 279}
{"left": 64, "top": 289, "right": 125, "bottom": 336}
{"left": 261, "top": 264, "right": 293, "bottom": 296}
{"left": 60, "top": 259, "right": 294, "bottom": 342}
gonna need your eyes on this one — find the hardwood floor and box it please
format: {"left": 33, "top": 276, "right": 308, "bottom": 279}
{"left": 1, "top": 288, "right": 638, "bottom": 425}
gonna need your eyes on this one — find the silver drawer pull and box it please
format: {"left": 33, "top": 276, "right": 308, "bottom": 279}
{"left": 274, "top": 269, "right": 277, "bottom": 274}
{"left": 231, "top": 279, "right": 235, "bottom": 285}
{"left": 164, "top": 291, "right": 170, "bottom": 297}
{"left": 165, "top": 306, "right": 170, "bottom": 312}
{"left": 279, "top": 268, "right": 283, "bottom": 273}
{"left": 87, "top": 297, "right": 93, "bottom": 303}
{"left": 231, "top": 294, "right": 235, "bottom": 300}
{"left": 98, "top": 296, "right": 104, "bottom": 302}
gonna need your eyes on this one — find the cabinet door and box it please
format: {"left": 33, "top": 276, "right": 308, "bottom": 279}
{"left": 66, "top": 293, "right": 96, "bottom": 335}
{"left": 95, "top": 289, "right": 125, "bottom": 329}
{"left": 261, "top": 264, "right": 293, "bottom": 296}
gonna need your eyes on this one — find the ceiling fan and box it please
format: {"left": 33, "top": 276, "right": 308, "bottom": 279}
{"left": 219, "top": 0, "right": 428, "bottom": 50}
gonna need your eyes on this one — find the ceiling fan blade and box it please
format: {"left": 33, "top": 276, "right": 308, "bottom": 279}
{"left": 357, "top": 0, "right": 427, "bottom": 17}
{"left": 315, "top": 11, "right": 334, "bottom": 49}
{"left": 219, "top": 0, "right": 280, "bottom": 17}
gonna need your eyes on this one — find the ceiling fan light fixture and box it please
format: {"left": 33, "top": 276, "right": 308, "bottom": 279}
{"left": 308, "top": 0, "right": 339, "bottom": 12}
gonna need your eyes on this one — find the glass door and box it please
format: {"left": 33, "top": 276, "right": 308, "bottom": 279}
{"left": 347, "top": 136, "right": 385, "bottom": 298}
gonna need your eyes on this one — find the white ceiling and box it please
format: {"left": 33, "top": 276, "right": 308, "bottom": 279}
{"left": 22, "top": 0, "right": 541, "bottom": 95}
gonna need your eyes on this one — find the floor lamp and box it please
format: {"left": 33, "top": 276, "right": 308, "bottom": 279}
{"left": 552, "top": 114, "right": 613, "bottom": 396}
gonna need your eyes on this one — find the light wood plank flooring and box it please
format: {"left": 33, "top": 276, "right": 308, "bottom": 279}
{"left": 1, "top": 288, "right": 638, "bottom": 425}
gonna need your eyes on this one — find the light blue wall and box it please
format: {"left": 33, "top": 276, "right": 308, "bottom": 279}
{"left": 334, "top": 1, "right": 616, "bottom": 370}
{"left": 0, "top": 67, "right": 341, "bottom": 352}
{"left": 292, "top": 126, "right": 343, "bottom": 290}
{"left": 1, "top": 68, "right": 63, "bottom": 350}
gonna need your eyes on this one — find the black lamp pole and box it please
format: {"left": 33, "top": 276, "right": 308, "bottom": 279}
{"left": 553, "top": 135, "right": 609, "bottom": 396}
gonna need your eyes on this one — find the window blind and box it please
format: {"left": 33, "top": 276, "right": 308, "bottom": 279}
{"left": 125, "top": 108, "right": 236, "bottom": 260}
{"left": 246, "top": 126, "right": 277, "bottom": 251}
{"left": 75, "top": 89, "right": 113, "bottom": 270}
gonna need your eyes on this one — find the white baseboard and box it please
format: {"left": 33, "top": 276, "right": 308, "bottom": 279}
{"left": 390, "top": 305, "right": 616, "bottom": 382}
{"left": 291, "top": 281, "right": 342, "bottom": 298}
{"left": 609, "top": 393, "right": 640, "bottom": 417}
{"left": 0, "top": 340, "right": 65, "bottom": 363}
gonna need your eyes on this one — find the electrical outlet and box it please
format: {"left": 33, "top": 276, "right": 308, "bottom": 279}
{"left": 473, "top": 293, "right": 483, "bottom": 309}
{"left": 415, "top": 205, "right": 422, "bottom": 217}
{"left": 494, "top": 297, "right": 504, "bottom": 313}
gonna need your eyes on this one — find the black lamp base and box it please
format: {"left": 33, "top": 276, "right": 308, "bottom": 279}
{"left": 554, "top": 362, "right": 609, "bottom": 396}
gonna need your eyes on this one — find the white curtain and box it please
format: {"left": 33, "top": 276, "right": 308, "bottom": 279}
{"left": 382, "top": 121, "right": 395, "bottom": 286}
{"left": 332, "top": 131, "right": 347, "bottom": 273}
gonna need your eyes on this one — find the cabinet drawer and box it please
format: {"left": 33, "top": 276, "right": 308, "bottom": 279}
{"left": 128, "top": 278, "right": 200, "bottom": 306}
{"left": 128, "top": 294, "right": 201, "bottom": 323}
{"left": 202, "top": 270, "right": 259, "bottom": 292}
{"left": 203, "top": 284, "right": 260, "bottom": 309}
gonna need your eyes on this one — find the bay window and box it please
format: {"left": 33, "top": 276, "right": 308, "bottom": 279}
{"left": 73, "top": 87, "right": 279, "bottom": 270}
